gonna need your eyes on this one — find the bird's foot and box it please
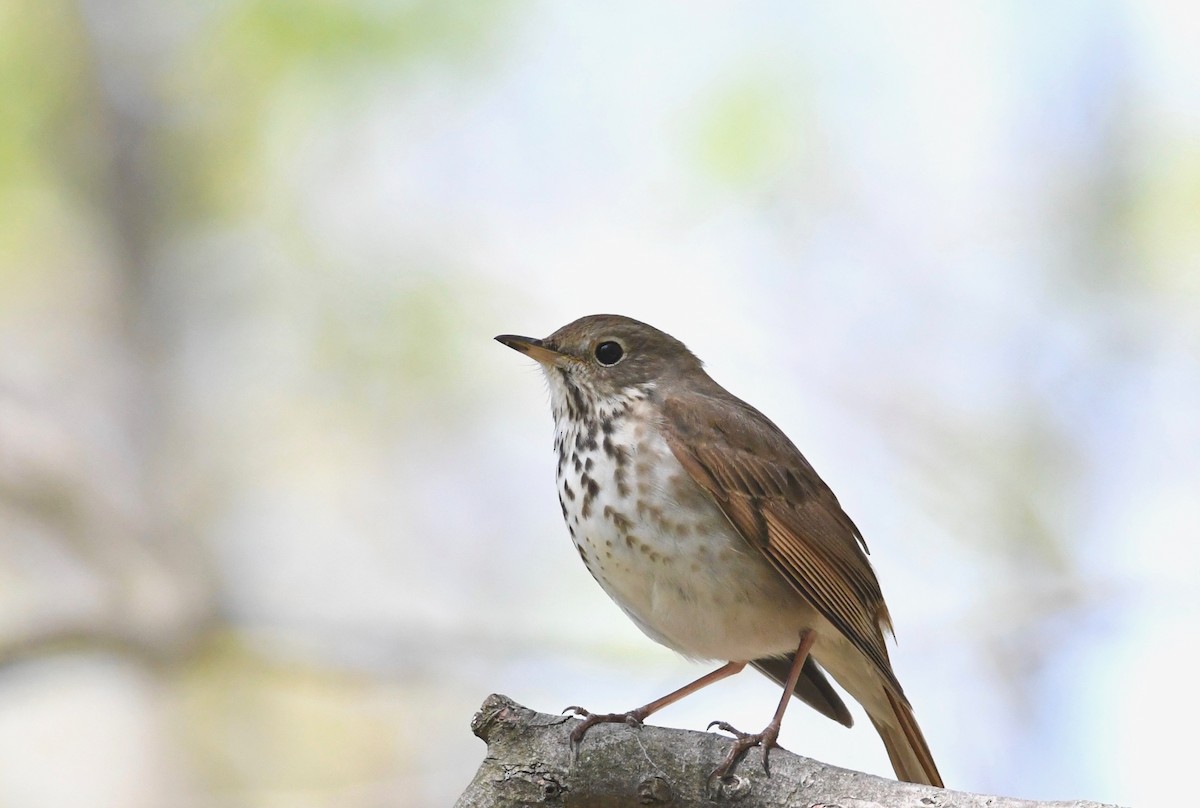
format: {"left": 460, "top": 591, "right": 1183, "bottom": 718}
{"left": 707, "top": 719, "right": 783, "bottom": 778}
{"left": 563, "top": 705, "right": 649, "bottom": 754}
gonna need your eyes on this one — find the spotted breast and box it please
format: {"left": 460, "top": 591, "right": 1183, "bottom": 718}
{"left": 498, "top": 315, "right": 943, "bottom": 788}
{"left": 550, "top": 382, "right": 810, "bottom": 663}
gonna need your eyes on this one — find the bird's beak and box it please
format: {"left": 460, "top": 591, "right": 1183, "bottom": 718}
{"left": 495, "top": 334, "right": 566, "bottom": 366}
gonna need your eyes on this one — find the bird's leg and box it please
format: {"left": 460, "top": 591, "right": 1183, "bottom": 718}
{"left": 709, "top": 629, "right": 817, "bottom": 778}
{"left": 566, "top": 661, "right": 747, "bottom": 751}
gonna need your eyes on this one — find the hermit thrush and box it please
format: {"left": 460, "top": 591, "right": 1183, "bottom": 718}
{"left": 496, "top": 314, "right": 942, "bottom": 786}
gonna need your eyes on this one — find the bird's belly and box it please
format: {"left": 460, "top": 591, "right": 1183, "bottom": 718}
{"left": 558, "top": 418, "right": 813, "bottom": 662}
{"left": 574, "top": 498, "right": 813, "bottom": 662}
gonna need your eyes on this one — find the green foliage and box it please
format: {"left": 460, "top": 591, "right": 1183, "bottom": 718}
{"left": 692, "top": 75, "right": 809, "bottom": 188}
{"left": 0, "top": 0, "right": 101, "bottom": 287}
{"left": 0, "top": 0, "right": 90, "bottom": 189}
{"left": 219, "top": 0, "right": 513, "bottom": 69}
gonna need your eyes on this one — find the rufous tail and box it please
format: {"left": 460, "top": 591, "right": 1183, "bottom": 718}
{"left": 868, "top": 688, "right": 943, "bottom": 787}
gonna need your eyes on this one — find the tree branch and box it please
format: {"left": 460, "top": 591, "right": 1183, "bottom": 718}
{"left": 455, "top": 694, "right": 1123, "bottom": 808}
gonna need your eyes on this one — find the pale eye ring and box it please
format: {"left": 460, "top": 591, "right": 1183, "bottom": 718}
{"left": 594, "top": 340, "right": 624, "bottom": 366}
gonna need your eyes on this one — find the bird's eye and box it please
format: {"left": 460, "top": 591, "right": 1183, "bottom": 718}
{"left": 594, "top": 340, "right": 624, "bottom": 366}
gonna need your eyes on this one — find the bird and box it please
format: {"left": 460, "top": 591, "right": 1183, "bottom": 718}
{"left": 495, "top": 314, "right": 942, "bottom": 786}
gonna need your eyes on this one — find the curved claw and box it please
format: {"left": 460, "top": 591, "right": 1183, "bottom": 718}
{"left": 562, "top": 705, "right": 591, "bottom": 717}
{"left": 565, "top": 708, "right": 648, "bottom": 752}
{"left": 707, "top": 720, "right": 746, "bottom": 737}
{"left": 708, "top": 722, "right": 782, "bottom": 779}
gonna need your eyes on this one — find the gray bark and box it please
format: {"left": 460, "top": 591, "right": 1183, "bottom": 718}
{"left": 455, "top": 694, "right": 1124, "bottom": 808}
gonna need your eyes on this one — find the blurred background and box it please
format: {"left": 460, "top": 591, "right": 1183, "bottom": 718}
{"left": 1, "top": 1, "right": 1197, "bottom": 806}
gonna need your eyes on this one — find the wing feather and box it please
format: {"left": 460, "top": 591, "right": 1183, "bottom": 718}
{"left": 662, "top": 389, "right": 903, "bottom": 696}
